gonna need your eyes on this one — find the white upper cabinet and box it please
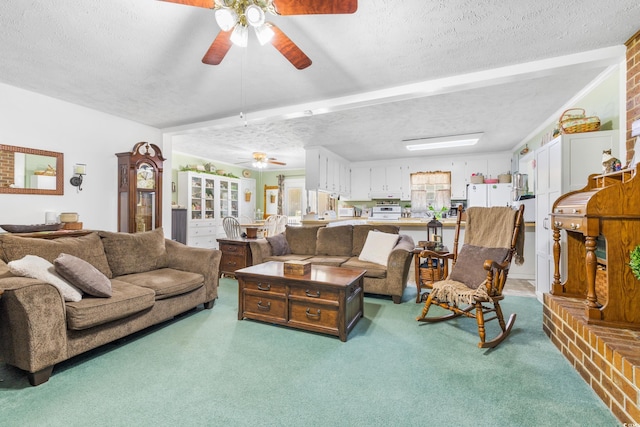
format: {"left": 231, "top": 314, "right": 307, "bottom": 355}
{"left": 305, "top": 147, "right": 350, "bottom": 195}
{"left": 369, "top": 165, "right": 403, "bottom": 199}
{"left": 449, "top": 161, "right": 467, "bottom": 199}
{"left": 348, "top": 166, "right": 372, "bottom": 200}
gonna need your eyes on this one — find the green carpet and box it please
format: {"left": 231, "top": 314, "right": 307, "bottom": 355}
{"left": 0, "top": 279, "right": 618, "bottom": 426}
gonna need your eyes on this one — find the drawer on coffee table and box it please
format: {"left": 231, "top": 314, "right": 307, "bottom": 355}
{"left": 289, "top": 301, "right": 339, "bottom": 332}
{"left": 243, "top": 294, "right": 286, "bottom": 321}
{"left": 243, "top": 280, "right": 286, "bottom": 295}
{"left": 289, "top": 285, "right": 339, "bottom": 303}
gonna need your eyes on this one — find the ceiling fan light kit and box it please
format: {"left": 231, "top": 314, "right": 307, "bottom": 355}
{"left": 161, "top": 0, "right": 358, "bottom": 69}
{"left": 214, "top": 8, "right": 237, "bottom": 31}
{"left": 230, "top": 23, "right": 249, "bottom": 47}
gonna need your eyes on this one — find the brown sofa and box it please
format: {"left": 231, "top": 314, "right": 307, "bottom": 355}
{"left": 248, "top": 224, "right": 414, "bottom": 303}
{"left": 0, "top": 228, "right": 220, "bottom": 386}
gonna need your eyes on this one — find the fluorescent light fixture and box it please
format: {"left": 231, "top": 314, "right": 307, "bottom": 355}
{"left": 405, "top": 133, "right": 483, "bottom": 151}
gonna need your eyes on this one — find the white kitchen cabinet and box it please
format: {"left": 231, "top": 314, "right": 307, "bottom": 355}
{"left": 534, "top": 130, "right": 618, "bottom": 300}
{"left": 305, "top": 147, "right": 349, "bottom": 195}
{"left": 401, "top": 165, "right": 412, "bottom": 201}
{"left": 347, "top": 166, "right": 371, "bottom": 201}
{"left": 369, "top": 165, "right": 403, "bottom": 199}
{"left": 449, "top": 161, "right": 467, "bottom": 199}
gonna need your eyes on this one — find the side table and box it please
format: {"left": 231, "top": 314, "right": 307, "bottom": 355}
{"left": 216, "top": 238, "right": 254, "bottom": 278}
{"left": 412, "top": 245, "right": 450, "bottom": 303}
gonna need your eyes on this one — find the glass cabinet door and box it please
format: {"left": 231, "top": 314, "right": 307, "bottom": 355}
{"left": 220, "top": 180, "right": 230, "bottom": 217}
{"left": 190, "top": 176, "right": 203, "bottom": 220}
{"left": 204, "top": 177, "right": 215, "bottom": 219}
{"left": 230, "top": 181, "right": 239, "bottom": 217}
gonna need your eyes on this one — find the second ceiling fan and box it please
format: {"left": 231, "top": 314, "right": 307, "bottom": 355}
{"left": 161, "top": 0, "right": 357, "bottom": 69}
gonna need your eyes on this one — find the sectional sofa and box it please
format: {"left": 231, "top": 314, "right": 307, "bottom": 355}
{"left": 248, "top": 224, "right": 415, "bottom": 303}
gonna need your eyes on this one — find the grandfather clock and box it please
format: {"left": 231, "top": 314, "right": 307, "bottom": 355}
{"left": 116, "top": 142, "right": 165, "bottom": 233}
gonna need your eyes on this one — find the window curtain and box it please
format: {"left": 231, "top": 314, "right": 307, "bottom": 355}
{"left": 410, "top": 171, "right": 452, "bottom": 215}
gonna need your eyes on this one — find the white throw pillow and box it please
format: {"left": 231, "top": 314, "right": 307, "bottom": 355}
{"left": 358, "top": 230, "right": 400, "bottom": 266}
{"left": 8, "top": 255, "right": 83, "bottom": 302}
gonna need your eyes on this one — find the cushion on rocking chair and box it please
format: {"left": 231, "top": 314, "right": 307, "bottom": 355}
{"left": 448, "top": 245, "right": 510, "bottom": 289}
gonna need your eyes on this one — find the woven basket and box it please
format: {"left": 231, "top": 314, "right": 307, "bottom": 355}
{"left": 419, "top": 264, "right": 445, "bottom": 284}
{"left": 595, "top": 265, "right": 608, "bottom": 306}
{"left": 559, "top": 108, "right": 601, "bottom": 134}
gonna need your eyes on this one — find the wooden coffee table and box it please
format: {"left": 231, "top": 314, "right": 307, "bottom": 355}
{"left": 235, "top": 261, "right": 365, "bottom": 342}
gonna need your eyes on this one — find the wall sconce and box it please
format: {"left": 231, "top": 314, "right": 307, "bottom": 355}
{"left": 70, "top": 163, "right": 86, "bottom": 191}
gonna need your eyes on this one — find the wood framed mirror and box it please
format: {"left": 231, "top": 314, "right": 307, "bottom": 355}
{"left": 0, "top": 145, "right": 64, "bottom": 195}
{"left": 264, "top": 185, "right": 279, "bottom": 219}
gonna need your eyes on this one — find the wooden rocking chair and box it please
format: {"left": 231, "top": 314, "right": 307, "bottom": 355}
{"left": 416, "top": 204, "right": 525, "bottom": 348}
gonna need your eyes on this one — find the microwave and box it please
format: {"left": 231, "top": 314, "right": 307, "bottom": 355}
{"left": 338, "top": 207, "right": 355, "bottom": 217}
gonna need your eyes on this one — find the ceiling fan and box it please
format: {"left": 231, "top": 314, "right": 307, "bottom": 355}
{"left": 160, "top": 0, "right": 357, "bottom": 69}
{"left": 237, "top": 152, "right": 287, "bottom": 168}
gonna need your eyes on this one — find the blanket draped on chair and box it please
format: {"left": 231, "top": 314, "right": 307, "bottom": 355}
{"left": 429, "top": 206, "right": 524, "bottom": 306}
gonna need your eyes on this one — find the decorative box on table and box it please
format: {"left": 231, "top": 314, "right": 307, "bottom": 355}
{"left": 283, "top": 260, "right": 311, "bottom": 276}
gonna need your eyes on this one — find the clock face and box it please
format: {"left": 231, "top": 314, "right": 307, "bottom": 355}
{"left": 137, "top": 163, "right": 155, "bottom": 189}
{"left": 242, "top": 169, "right": 251, "bottom": 178}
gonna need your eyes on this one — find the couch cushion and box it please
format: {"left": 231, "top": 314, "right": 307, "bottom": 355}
{"left": 54, "top": 253, "right": 112, "bottom": 297}
{"left": 266, "top": 233, "right": 291, "bottom": 256}
{"left": 341, "top": 257, "right": 387, "bottom": 279}
{"left": 8, "top": 255, "right": 83, "bottom": 302}
{"left": 98, "top": 228, "right": 168, "bottom": 277}
{"left": 449, "top": 245, "right": 510, "bottom": 289}
{"left": 358, "top": 231, "right": 400, "bottom": 266}
{"left": 115, "top": 268, "right": 204, "bottom": 300}
{"left": 0, "top": 232, "right": 113, "bottom": 278}
{"left": 285, "top": 225, "right": 323, "bottom": 255}
{"left": 303, "top": 256, "right": 350, "bottom": 267}
{"left": 352, "top": 225, "right": 399, "bottom": 256}
{"left": 315, "top": 225, "right": 353, "bottom": 257}
{"left": 66, "top": 280, "right": 156, "bottom": 330}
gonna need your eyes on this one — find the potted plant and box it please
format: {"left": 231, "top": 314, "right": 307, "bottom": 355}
{"left": 428, "top": 205, "right": 448, "bottom": 221}
{"left": 630, "top": 245, "right": 640, "bottom": 281}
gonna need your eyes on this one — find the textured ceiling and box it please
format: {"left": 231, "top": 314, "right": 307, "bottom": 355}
{"left": 1, "top": 0, "right": 639, "bottom": 169}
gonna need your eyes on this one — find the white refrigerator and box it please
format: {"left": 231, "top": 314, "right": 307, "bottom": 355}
{"left": 467, "top": 183, "right": 513, "bottom": 207}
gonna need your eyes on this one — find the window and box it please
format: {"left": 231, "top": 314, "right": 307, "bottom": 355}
{"left": 410, "top": 171, "right": 451, "bottom": 217}
{"left": 283, "top": 178, "right": 306, "bottom": 224}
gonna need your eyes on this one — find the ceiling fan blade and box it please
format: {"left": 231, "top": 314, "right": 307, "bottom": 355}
{"left": 269, "top": 24, "right": 311, "bottom": 70}
{"left": 159, "top": 0, "right": 215, "bottom": 9}
{"left": 273, "top": 0, "right": 357, "bottom": 15}
{"left": 268, "top": 160, "right": 287, "bottom": 166}
{"left": 202, "top": 30, "right": 233, "bottom": 65}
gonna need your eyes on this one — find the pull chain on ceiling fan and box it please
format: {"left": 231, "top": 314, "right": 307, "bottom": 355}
{"left": 160, "top": 0, "right": 357, "bottom": 69}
